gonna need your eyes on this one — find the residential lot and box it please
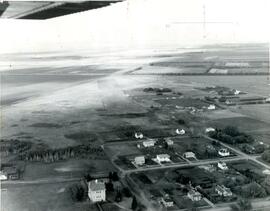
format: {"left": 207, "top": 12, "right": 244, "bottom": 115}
{"left": 129, "top": 159, "right": 270, "bottom": 210}
{"left": 105, "top": 136, "right": 236, "bottom": 171}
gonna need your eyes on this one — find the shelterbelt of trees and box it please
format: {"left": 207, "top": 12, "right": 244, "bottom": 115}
{"left": 208, "top": 126, "right": 266, "bottom": 154}
{"left": 22, "top": 145, "right": 105, "bottom": 163}
{"left": 0, "top": 139, "right": 106, "bottom": 163}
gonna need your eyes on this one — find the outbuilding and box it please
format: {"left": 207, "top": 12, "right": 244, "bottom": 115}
{"left": 176, "top": 129, "right": 185, "bottom": 135}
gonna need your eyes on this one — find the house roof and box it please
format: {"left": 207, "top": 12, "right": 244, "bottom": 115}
{"left": 143, "top": 140, "right": 156, "bottom": 144}
{"left": 135, "top": 155, "right": 145, "bottom": 159}
{"left": 188, "top": 189, "right": 201, "bottom": 196}
{"left": 157, "top": 154, "right": 170, "bottom": 158}
{"left": 216, "top": 185, "right": 232, "bottom": 194}
{"left": 2, "top": 166, "right": 18, "bottom": 175}
{"left": 184, "top": 152, "right": 195, "bottom": 157}
{"left": 88, "top": 180, "right": 105, "bottom": 191}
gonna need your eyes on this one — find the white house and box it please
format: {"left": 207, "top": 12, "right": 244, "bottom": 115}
{"left": 161, "top": 196, "right": 174, "bottom": 207}
{"left": 233, "top": 89, "right": 241, "bottom": 95}
{"left": 134, "top": 156, "right": 145, "bottom": 165}
{"left": 187, "top": 189, "right": 201, "bottom": 201}
{"left": 218, "top": 161, "right": 228, "bottom": 170}
{"left": 205, "top": 127, "right": 215, "bottom": 133}
{"left": 208, "top": 104, "right": 216, "bottom": 110}
{"left": 88, "top": 180, "right": 106, "bottom": 202}
{"left": 165, "top": 138, "right": 174, "bottom": 146}
{"left": 0, "top": 171, "right": 7, "bottom": 181}
{"left": 183, "top": 152, "right": 196, "bottom": 159}
{"left": 156, "top": 154, "right": 170, "bottom": 162}
{"left": 215, "top": 185, "right": 232, "bottom": 197}
{"left": 218, "top": 148, "right": 230, "bottom": 157}
{"left": 176, "top": 129, "right": 185, "bottom": 135}
{"left": 135, "top": 132, "right": 143, "bottom": 139}
{"left": 143, "top": 139, "right": 156, "bottom": 147}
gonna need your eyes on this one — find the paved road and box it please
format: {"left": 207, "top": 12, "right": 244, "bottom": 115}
{"left": 120, "top": 156, "right": 245, "bottom": 174}
{"left": 204, "top": 135, "right": 270, "bottom": 170}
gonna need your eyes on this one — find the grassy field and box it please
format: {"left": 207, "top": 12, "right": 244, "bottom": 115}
{"left": 205, "top": 116, "right": 270, "bottom": 132}
{"left": 22, "top": 159, "right": 115, "bottom": 180}
{"left": 1, "top": 181, "right": 83, "bottom": 211}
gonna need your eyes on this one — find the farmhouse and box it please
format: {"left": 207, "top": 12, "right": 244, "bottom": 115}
{"left": 156, "top": 154, "right": 170, "bottom": 162}
{"left": 218, "top": 148, "right": 230, "bottom": 157}
{"left": 0, "top": 167, "right": 19, "bottom": 180}
{"left": 176, "top": 129, "right": 185, "bottom": 135}
{"left": 134, "top": 156, "right": 145, "bottom": 165}
{"left": 233, "top": 89, "right": 241, "bottom": 95}
{"left": 187, "top": 189, "right": 202, "bottom": 201}
{"left": 199, "top": 165, "right": 215, "bottom": 172}
{"left": 88, "top": 180, "right": 106, "bottom": 202}
{"left": 183, "top": 152, "right": 196, "bottom": 159}
{"left": 135, "top": 132, "right": 144, "bottom": 139}
{"left": 161, "top": 195, "right": 174, "bottom": 207}
{"left": 208, "top": 104, "right": 216, "bottom": 110}
{"left": 218, "top": 161, "right": 228, "bottom": 170}
{"left": 205, "top": 127, "right": 215, "bottom": 133}
{"left": 215, "top": 185, "right": 232, "bottom": 197}
{"left": 143, "top": 139, "right": 156, "bottom": 147}
{"left": 0, "top": 171, "right": 7, "bottom": 180}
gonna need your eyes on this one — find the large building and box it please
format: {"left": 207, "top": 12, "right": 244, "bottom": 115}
{"left": 88, "top": 180, "right": 106, "bottom": 202}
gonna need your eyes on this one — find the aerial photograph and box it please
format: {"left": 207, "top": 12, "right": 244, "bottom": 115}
{"left": 0, "top": 0, "right": 269, "bottom": 211}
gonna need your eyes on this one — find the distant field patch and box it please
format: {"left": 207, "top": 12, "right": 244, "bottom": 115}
{"left": 29, "top": 123, "right": 62, "bottom": 128}
{"left": 64, "top": 131, "right": 97, "bottom": 142}
{"left": 155, "top": 97, "right": 209, "bottom": 109}
{"left": 206, "top": 116, "right": 270, "bottom": 132}
{"left": 203, "top": 110, "right": 245, "bottom": 120}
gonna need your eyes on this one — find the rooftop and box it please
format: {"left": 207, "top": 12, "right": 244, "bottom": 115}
{"left": 88, "top": 180, "right": 105, "bottom": 191}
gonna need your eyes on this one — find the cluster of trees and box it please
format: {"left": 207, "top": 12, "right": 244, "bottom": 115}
{"left": 177, "top": 118, "right": 186, "bottom": 125}
{"left": 204, "top": 96, "right": 216, "bottom": 102}
{"left": 262, "top": 150, "right": 270, "bottom": 163}
{"left": 0, "top": 139, "right": 32, "bottom": 155}
{"left": 69, "top": 183, "right": 87, "bottom": 202}
{"left": 230, "top": 198, "right": 252, "bottom": 211}
{"left": 104, "top": 177, "right": 137, "bottom": 210}
{"left": 143, "top": 87, "right": 172, "bottom": 93}
{"left": 22, "top": 145, "right": 104, "bottom": 163}
{"left": 240, "top": 182, "right": 267, "bottom": 198}
{"left": 209, "top": 126, "right": 256, "bottom": 146}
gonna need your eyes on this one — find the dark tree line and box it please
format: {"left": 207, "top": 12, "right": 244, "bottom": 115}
{"left": 208, "top": 126, "right": 255, "bottom": 145}
{"left": 21, "top": 145, "right": 104, "bottom": 163}
{"left": 69, "top": 183, "right": 87, "bottom": 202}
{"left": 0, "top": 139, "right": 32, "bottom": 155}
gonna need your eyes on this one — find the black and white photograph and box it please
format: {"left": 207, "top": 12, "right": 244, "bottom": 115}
{"left": 0, "top": 0, "right": 269, "bottom": 210}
